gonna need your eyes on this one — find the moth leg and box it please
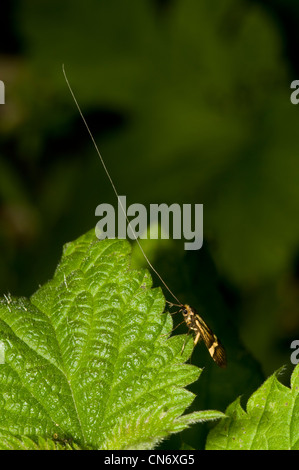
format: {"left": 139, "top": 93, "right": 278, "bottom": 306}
{"left": 166, "top": 300, "right": 181, "bottom": 308}
{"left": 181, "top": 330, "right": 191, "bottom": 355}
{"left": 161, "top": 319, "right": 185, "bottom": 338}
{"left": 193, "top": 331, "right": 202, "bottom": 346}
{"left": 168, "top": 309, "right": 180, "bottom": 316}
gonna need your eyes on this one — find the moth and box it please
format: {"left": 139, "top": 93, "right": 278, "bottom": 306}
{"left": 63, "top": 65, "right": 227, "bottom": 368}
{"left": 180, "top": 304, "right": 226, "bottom": 368}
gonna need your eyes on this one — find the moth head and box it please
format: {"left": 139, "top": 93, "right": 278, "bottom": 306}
{"left": 181, "top": 304, "right": 190, "bottom": 317}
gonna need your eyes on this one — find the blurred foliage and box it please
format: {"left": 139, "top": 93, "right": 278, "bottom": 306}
{"left": 1, "top": 0, "right": 299, "bottom": 449}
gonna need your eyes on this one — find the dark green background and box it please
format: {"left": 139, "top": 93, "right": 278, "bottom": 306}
{"left": 1, "top": 0, "right": 299, "bottom": 449}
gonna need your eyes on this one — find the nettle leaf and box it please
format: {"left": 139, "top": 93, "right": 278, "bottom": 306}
{"left": 0, "top": 230, "right": 223, "bottom": 450}
{"left": 0, "top": 430, "right": 79, "bottom": 450}
{"left": 206, "top": 364, "right": 299, "bottom": 450}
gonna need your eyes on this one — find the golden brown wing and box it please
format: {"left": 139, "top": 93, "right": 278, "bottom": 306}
{"left": 194, "top": 315, "right": 227, "bottom": 368}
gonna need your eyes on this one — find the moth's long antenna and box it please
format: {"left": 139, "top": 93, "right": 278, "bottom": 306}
{"left": 62, "top": 64, "right": 182, "bottom": 306}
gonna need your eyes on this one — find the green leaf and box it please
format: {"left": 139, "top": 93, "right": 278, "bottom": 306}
{"left": 15, "top": 0, "right": 297, "bottom": 289}
{"left": 206, "top": 365, "right": 299, "bottom": 450}
{"left": 0, "top": 430, "right": 79, "bottom": 450}
{"left": 0, "top": 230, "right": 223, "bottom": 450}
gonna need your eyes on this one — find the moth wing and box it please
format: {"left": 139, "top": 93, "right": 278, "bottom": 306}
{"left": 194, "top": 315, "right": 227, "bottom": 368}
{"left": 194, "top": 316, "right": 214, "bottom": 348}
